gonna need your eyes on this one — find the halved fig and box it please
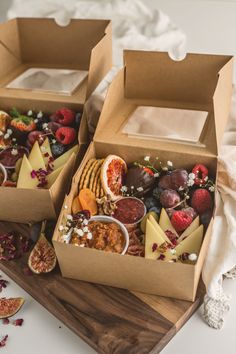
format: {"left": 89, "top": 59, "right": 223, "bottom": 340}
{"left": 0, "top": 297, "right": 24, "bottom": 319}
{"left": 28, "top": 232, "right": 56, "bottom": 274}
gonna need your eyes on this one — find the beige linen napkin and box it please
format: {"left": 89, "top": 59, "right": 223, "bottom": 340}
{"left": 202, "top": 88, "right": 236, "bottom": 329}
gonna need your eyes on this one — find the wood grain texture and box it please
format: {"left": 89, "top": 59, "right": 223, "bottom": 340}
{"left": 0, "top": 221, "right": 204, "bottom": 354}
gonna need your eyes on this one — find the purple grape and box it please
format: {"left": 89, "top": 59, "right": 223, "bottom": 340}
{"left": 158, "top": 175, "right": 173, "bottom": 189}
{"left": 160, "top": 189, "right": 180, "bottom": 208}
{"left": 182, "top": 207, "right": 197, "bottom": 220}
{"left": 170, "top": 169, "right": 188, "bottom": 190}
{"left": 200, "top": 210, "right": 213, "bottom": 230}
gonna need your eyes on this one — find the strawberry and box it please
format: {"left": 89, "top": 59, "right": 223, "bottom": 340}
{"left": 10, "top": 116, "right": 36, "bottom": 132}
{"left": 191, "top": 188, "right": 212, "bottom": 214}
{"left": 192, "top": 164, "right": 208, "bottom": 185}
{"left": 50, "top": 108, "right": 75, "bottom": 126}
{"left": 55, "top": 127, "right": 76, "bottom": 145}
{"left": 171, "top": 211, "right": 193, "bottom": 233}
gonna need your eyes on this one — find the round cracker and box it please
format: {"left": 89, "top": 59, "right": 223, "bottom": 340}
{"left": 79, "top": 158, "right": 96, "bottom": 190}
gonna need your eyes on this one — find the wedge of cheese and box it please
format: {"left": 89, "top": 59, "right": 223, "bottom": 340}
{"left": 40, "top": 138, "right": 52, "bottom": 165}
{"left": 159, "top": 208, "right": 178, "bottom": 237}
{"left": 149, "top": 214, "right": 172, "bottom": 244}
{"left": 17, "top": 155, "right": 38, "bottom": 189}
{"left": 53, "top": 144, "right": 78, "bottom": 170}
{"left": 47, "top": 165, "right": 63, "bottom": 188}
{"left": 177, "top": 216, "right": 200, "bottom": 243}
{"left": 29, "top": 141, "right": 46, "bottom": 171}
{"left": 145, "top": 218, "right": 166, "bottom": 260}
{"left": 175, "top": 225, "right": 204, "bottom": 257}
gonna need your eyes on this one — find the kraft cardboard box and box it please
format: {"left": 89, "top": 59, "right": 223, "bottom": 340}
{"left": 0, "top": 18, "right": 112, "bottom": 223}
{"left": 53, "top": 50, "right": 233, "bottom": 301}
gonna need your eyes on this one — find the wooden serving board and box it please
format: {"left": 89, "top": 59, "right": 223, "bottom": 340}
{"left": 0, "top": 221, "right": 204, "bottom": 354}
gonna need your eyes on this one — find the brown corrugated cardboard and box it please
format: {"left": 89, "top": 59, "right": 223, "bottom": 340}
{"left": 0, "top": 18, "right": 112, "bottom": 223}
{"left": 53, "top": 51, "right": 233, "bottom": 301}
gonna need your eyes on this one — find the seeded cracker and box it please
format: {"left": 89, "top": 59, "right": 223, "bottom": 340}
{"left": 82, "top": 159, "right": 98, "bottom": 189}
{"left": 78, "top": 158, "right": 96, "bottom": 190}
{"left": 89, "top": 159, "right": 104, "bottom": 191}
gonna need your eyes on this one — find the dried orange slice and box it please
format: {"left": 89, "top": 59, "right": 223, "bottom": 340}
{"left": 101, "top": 155, "right": 127, "bottom": 201}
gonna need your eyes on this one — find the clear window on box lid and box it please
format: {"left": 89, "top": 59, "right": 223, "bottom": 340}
{"left": 122, "top": 106, "right": 208, "bottom": 146}
{"left": 5, "top": 68, "right": 88, "bottom": 96}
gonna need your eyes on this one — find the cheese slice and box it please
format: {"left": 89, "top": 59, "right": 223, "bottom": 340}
{"left": 40, "top": 138, "right": 52, "bottom": 165}
{"left": 175, "top": 225, "right": 204, "bottom": 257}
{"left": 149, "top": 214, "right": 172, "bottom": 244}
{"left": 145, "top": 218, "right": 166, "bottom": 260}
{"left": 47, "top": 165, "right": 63, "bottom": 188}
{"left": 177, "top": 216, "right": 200, "bottom": 243}
{"left": 17, "top": 154, "right": 38, "bottom": 189}
{"left": 28, "top": 141, "right": 46, "bottom": 171}
{"left": 53, "top": 144, "right": 79, "bottom": 170}
{"left": 159, "top": 208, "right": 178, "bottom": 237}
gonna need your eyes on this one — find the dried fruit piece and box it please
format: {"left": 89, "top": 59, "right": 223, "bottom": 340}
{"left": 101, "top": 155, "right": 127, "bottom": 201}
{"left": 72, "top": 195, "right": 82, "bottom": 215}
{"left": 0, "top": 298, "right": 24, "bottom": 319}
{"left": 78, "top": 188, "right": 97, "bottom": 216}
{"left": 28, "top": 233, "right": 56, "bottom": 274}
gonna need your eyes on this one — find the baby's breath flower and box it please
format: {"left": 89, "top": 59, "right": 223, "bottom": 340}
{"left": 209, "top": 186, "right": 215, "bottom": 192}
{"left": 167, "top": 161, "right": 173, "bottom": 167}
{"left": 144, "top": 156, "right": 150, "bottom": 162}
{"left": 137, "top": 187, "right": 144, "bottom": 192}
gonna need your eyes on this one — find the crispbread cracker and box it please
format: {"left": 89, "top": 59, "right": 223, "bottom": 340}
{"left": 82, "top": 159, "right": 97, "bottom": 189}
{"left": 92, "top": 165, "right": 102, "bottom": 194}
{"left": 89, "top": 159, "right": 104, "bottom": 191}
{"left": 78, "top": 158, "right": 96, "bottom": 190}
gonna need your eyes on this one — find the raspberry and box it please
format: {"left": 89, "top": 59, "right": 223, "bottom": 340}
{"left": 51, "top": 108, "right": 75, "bottom": 126}
{"left": 191, "top": 188, "right": 212, "bottom": 214}
{"left": 192, "top": 164, "right": 208, "bottom": 185}
{"left": 55, "top": 127, "right": 76, "bottom": 145}
{"left": 171, "top": 211, "right": 193, "bottom": 233}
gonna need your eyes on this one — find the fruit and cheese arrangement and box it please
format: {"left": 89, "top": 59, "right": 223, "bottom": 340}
{"left": 0, "top": 108, "right": 81, "bottom": 188}
{"left": 58, "top": 154, "right": 215, "bottom": 264}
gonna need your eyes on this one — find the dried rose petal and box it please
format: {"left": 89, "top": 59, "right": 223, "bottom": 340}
{"left": 2, "top": 318, "right": 9, "bottom": 325}
{"left": 157, "top": 254, "right": 165, "bottom": 260}
{"left": 12, "top": 318, "right": 24, "bottom": 326}
{"left": 152, "top": 243, "right": 158, "bottom": 252}
{"left": 0, "top": 335, "right": 8, "bottom": 347}
{"left": 0, "top": 278, "right": 9, "bottom": 292}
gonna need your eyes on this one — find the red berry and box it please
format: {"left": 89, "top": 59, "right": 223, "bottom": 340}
{"left": 171, "top": 211, "right": 193, "bottom": 233}
{"left": 192, "top": 164, "right": 208, "bottom": 185}
{"left": 51, "top": 108, "right": 75, "bottom": 126}
{"left": 55, "top": 127, "right": 76, "bottom": 145}
{"left": 191, "top": 188, "right": 212, "bottom": 215}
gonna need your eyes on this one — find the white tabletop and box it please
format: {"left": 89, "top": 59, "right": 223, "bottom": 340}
{"left": 1, "top": 1, "right": 236, "bottom": 353}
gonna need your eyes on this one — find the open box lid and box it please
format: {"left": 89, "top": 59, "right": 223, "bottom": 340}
{"left": 0, "top": 18, "right": 112, "bottom": 105}
{"left": 94, "top": 50, "right": 233, "bottom": 157}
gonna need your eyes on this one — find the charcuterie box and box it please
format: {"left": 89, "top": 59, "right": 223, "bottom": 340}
{"left": 0, "top": 18, "right": 112, "bottom": 223}
{"left": 53, "top": 50, "right": 233, "bottom": 301}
